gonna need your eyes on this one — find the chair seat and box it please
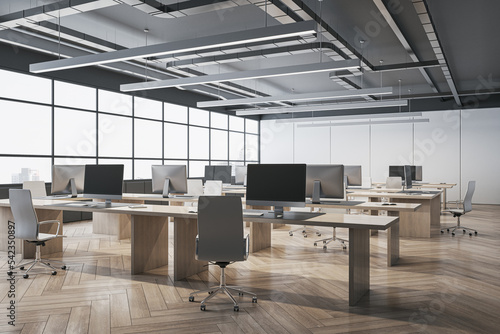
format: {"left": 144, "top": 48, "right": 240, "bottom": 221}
{"left": 37, "top": 233, "right": 59, "bottom": 242}
{"left": 448, "top": 209, "right": 464, "bottom": 215}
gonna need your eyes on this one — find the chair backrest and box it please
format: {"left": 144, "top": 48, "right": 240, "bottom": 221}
{"left": 386, "top": 177, "right": 402, "bottom": 189}
{"left": 196, "top": 196, "right": 245, "bottom": 262}
{"left": 204, "top": 180, "right": 223, "bottom": 195}
{"left": 463, "top": 181, "right": 476, "bottom": 213}
{"left": 9, "top": 189, "right": 39, "bottom": 240}
{"left": 187, "top": 179, "right": 203, "bottom": 196}
{"left": 23, "top": 181, "right": 47, "bottom": 198}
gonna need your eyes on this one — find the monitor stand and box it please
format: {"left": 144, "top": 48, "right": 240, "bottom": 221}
{"left": 271, "top": 206, "right": 284, "bottom": 218}
{"left": 311, "top": 180, "right": 322, "bottom": 204}
{"left": 70, "top": 178, "right": 78, "bottom": 198}
{"left": 162, "top": 178, "right": 170, "bottom": 198}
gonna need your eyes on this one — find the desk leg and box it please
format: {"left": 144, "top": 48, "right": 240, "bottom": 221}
{"left": 249, "top": 222, "right": 271, "bottom": 253}
{"left": 386, "top": 217, "right": 400, "bottom": 267}
{"left": 173, "top": 217, "right": 207, "bottom": 280}
{"left": 348, "top": 228, "right": 370, "bottom": 306}
{"left": 1, "top": 208, "right": 63, "bottom": 258}
{"left": 131, "top": 215, "right": 169, "bottom": 275}
{"left": 246, "top": 205, "right": 272, "bottom": 253}
{"left": 368, "top": 197, "right": 379, "bottom": 236}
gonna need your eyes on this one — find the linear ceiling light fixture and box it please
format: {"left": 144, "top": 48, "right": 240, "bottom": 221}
{"left": 196, "top": 87, "right": 393, "bottom": 108}
{"left": 120, "top": 59, "right": 359, "bottom": 92}
{"left": 297, "top": 118, "right": 429, "bottom": 128}
{"left": 29, "top": 21, "right": 316, "bottom": 73}
{"left": 235, "top": 99, "right": 408, "bottom": 116}
{"left": 275, "top": 111, "right": 423, "bottom": 123}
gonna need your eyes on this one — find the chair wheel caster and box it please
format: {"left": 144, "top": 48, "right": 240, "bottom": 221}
{"left": 317, "top": 233, "right": 321, "bottom": 236}
{"left": 441, "top": 230, "right": 444, "bottom": 233}
{"left": 323, "top": 241, "right": 327, "bottom": 244}
{"left": 234, "top": 305, "right": 239, "bottom": 312}
{"left": 342, "top": 246, "right": 347, "bottom": 250}
{"left": 238, "top": 292, "right": 243, "bottom": 296}
{"left": 314, "top": 242, "right": 317, "bottom": 246}
{"left": 463, "top": 230, "right": 466, "bottom": 234}
{"left": 452, "top": 233, "right": 455, "bottom": 236}
{"left": 289, "top": 232, "right": 293, "bottom": 236}
{"left": 303, "top": 235, "right": 307, "bottom": 238}
{"left": 447, "top": 229, "right": 450, "bottom": 232}
{"left": 323, "top": 246, "right": 327, "bottom": 250}
{"left": 51, "top": 271, "right": 57, "bottom": 275}
{"left": 189, "top": 296, "right": 194, "bottom": 302}
{"left": 469, "top": 233, "right": 472, "bottom": 236}
{"left": 475, "top": 231, "right": 478, "bottom": 235}
{"left": 200, "top": 305, "right": 206, "bottom": 311}
{"left": 23, "top": 274, "right": 29, "bottom": 279}
{"left": 20, "top": 266, "right": 24, "bottom": 270}
{"left": 252, "top": 297, "right": 257, "bottom": 303}
{"left": 61, "top": 266, "right": 67, "bottom": 270}
{"left": 208, "top": 291, "right": 213, "bottom": 294}
{"left": 7, "top": 271, "right": 13, "bottom": 276}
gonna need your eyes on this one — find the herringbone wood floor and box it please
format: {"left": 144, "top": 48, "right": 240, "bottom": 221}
{"left": 1, "top": 205, "right": 499, "bottom": 333}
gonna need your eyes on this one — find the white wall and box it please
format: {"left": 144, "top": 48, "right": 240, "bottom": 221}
{"left": 260, "top": 108, "right": 500, "bottom": 204}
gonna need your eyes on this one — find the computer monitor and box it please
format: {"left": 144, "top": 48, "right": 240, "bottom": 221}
{"left": 152, "top": 165, "right": 187, "bottom": 197}
{"left": 246, "top": 164, "right": 306, "bottom": 217}
{"left": 51, "top": 165, "right": 85, "bottom": 197}
{"left": 83, "top": 164, "right": 124, "bottom": 206}
{"left": 389, "top": 165, "right": 405, "bottom": 179}
{"left": 414, "top": 166, "right": 423, "bottom": 181}
{"left": 389, "top": 165, "right": 421, "bottom": 181}
{"left": 234, "top": 166, "right": 247, "bottom": 185}
{"left": 306, "top": 164, "right": 345, "bottom": 204}
{"left": 404, "top": 165, "right": 412, "bottom": 189}
{"left": 344, "top": 165, "right": 362, "bottom": 187}
{"left": 204, "top": 165, "right": 232, "bottom": 184}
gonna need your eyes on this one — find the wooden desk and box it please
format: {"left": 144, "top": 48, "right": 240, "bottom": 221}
{"left": 372, "top": 182, "right": 456, "bottom": 211}
{"left": 347, "top": 191, "right": 440, "bottom": 238}
{"left": 0, "top": 199, "right": 399, "bottom": 306}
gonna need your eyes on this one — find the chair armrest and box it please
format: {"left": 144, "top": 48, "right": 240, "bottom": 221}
{"left": 244, "top": 233, "right": 250, "bottom": 260}
{"left": 195, "top": 234, "right": 199, "bottom": 260}
{"left": 38, "top": 220, "right": 61, "bottom": 237}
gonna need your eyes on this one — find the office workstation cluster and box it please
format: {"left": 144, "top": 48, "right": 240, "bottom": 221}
{"left": 1, "top": 0, "right": 500, "bottom": 332}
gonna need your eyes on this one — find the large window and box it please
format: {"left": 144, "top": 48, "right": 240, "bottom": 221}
{"left": 0, "top": 69, "right": 259, "bottom": 182}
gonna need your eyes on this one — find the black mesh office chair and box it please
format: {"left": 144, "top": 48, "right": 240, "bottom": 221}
{"left": 441, "top": 181, "right": 477, "bottom": 236}
{"left": 188, "top": 196, "right": 257, "bottom": 311}
{"left": 7, "top": 189, "right": 66, "bottom": 278}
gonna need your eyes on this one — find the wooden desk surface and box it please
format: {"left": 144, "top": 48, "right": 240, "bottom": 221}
{"left": 347, "top": 191, "right": 441, "bottom": 200}
{"left": 306, "top": 200, "right": 420, "bottom": 212}
{"left": 0, "top": 198, "right": 398, "bottom": 230}
{"left": 372, "top": 182, "right": 456, "bottom": 189}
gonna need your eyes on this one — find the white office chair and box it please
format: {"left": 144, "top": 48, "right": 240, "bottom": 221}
{"left": 187, "top": 179, "right": 204, "bottom": 196}
{"left": 7, "top": 189, "right": 66, "bottom": 279}
{"left": 441, "top": 181, "right": 477, "bottom": 236}
{"left": 22, "top": 181, "right": 47, "bottom": 198}
{"left": 386, "top": 177, "right": 403, "bottom": 190}
{"left": 188, "top": 196, "right": 257, "bottom": 311}
{"left": 204, "top": 180, "right": 223, "bottom": 195}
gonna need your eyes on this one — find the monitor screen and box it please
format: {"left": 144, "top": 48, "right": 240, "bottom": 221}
{"left": 234, "top": 166, "right": 247, "bottom": 185}
{"left": 404, "top": 165, "right": 412, "bottom": 189}
{"left": 246, "top": 164, "right": 306, "bottom": 211}
{"left": 390, "top": 165, "right": 420, "bottom": 181}
{"left": 344, "top": 165, "right": 362, "bottom": 187}
{"left": 152, "top": 165, "right": 187, "bottom": 195}
{"left": 204, "top": 165, "right": 232, "bottom": 184}
{"left": 389, "top": 165, "right": 405, "bottom": 179}
{"left": 83, "top": 164, "right": 124, "bottom": 203}
{"left": 306, "top": 164, "right": 344, "bottom": 203}
{"left": 51, "top": 165, "right": 85, "bottom": 196}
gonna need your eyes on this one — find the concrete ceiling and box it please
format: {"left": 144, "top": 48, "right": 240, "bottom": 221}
{"left": 0, "top": 0, "right": 499, "bottom": 119}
